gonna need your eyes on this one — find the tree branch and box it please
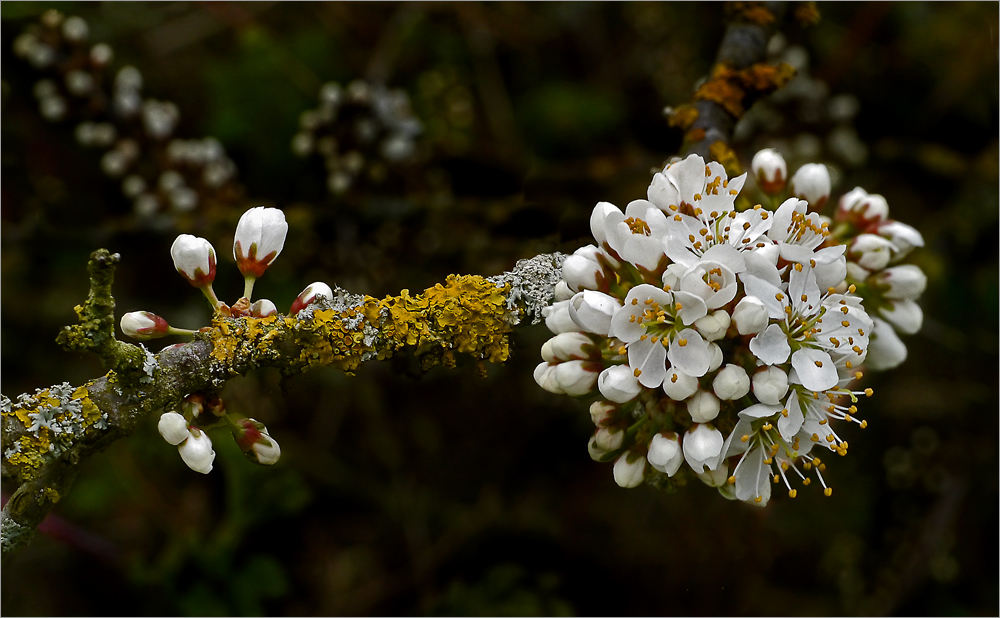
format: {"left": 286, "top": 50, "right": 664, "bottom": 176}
{"left": 1, "top": 250, "right": 566, "bottom": 555}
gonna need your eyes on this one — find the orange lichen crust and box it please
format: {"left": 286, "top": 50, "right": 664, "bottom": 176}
{"left": 793, "top": 2, "right": 821, "bottom": 27}
{"left": 207, "top": 313, "right": 285, "bottom": 373}
{"left": 709, "top": 141, "right": 743, "bottom": 178}
{"left": 726, "top": 2, "right": 776, "bottom": 26}
{"left": 2, "top": 383, "right": 105, "bottom": 484}
{"left": 666, "top": 104, "right": 700, "bottom": 132}
{"left": 695, "top": 62, "right": 797, "bottom": 118}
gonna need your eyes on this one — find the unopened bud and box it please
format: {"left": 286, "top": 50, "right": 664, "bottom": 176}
{"left": 877, "top": 220, "right": 924, "bottom": 261}
{"left": 540, "top": 332, "right": 594, "bottom": 363}
{"left": 232, "top": 418, "right": 281, "bottom": 465}
{"left": 158, "top": 411, "right": 190, "bottom": 445}
{"left": 789, "top": 163, "right": 831, "bottom": 210}
{"left": 837, "top": 187, "right": 889, "bottom": 228}
{"left": 694, "top": 309, "right": 731, "bottom": 341}
{"left": 682, "top": 424, "right": 724, "bottom": 474}
{"left": 542, "top": 300, "right": 578, "bottom": 334}
{"left": 568, "top": 290, "right": 619, "bottom": 335}
{"left": 751, "top": 366, "right": 789, "bottom": 404}
{"left": 562, "top": 246, "right": 604, "bottom": 292}
{"left": 848, "top": 234, "right": 895, "bottom": 271}
{"left": 712, "top": 364, "right": 750, "bottom": 401}
{"left": 647, "top": 432, "right": 683, "bottom": 476}
{"left": 598, "top": 365, "right": 642, "bottom": 403}
{"left": 595, "top": 426, "right": 624, "bottom": 451}
{"left": 687, "top": 389, "right": 721, "bottom": 423}
{"left": 751, "top": 148, "right": 787, "bottom": 195}
{"left": 732, "top": 296, "right": 769, "bottom": 335}
{"left": 170, "top": 234, "right": 217, "bottom": 288}
{"left": 873, "top": 264, "right": 927, "bottom": 301}
{"left": 120, "top": 311, "right": 170, "bottom": 340}
{"left": 178, "top": 427, "right": 215, "bottom": 474}
{"left": 662, "top": 368, "right": 698, "bottom": 401}
{"left": 289, "top": 281, "right": 333, "bottom": 316}
{"left": 251, "top": 299, "right": 278, "bottom": 318}
{"left": 234, "top": 206, "right": 288, "bottom": 279}
{"left": 613, "top": 452, "right": 646, "bottom": 488}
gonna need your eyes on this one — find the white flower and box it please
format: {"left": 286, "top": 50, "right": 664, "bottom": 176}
{"left": 233, "top": 206, "right": 288, "bottom": 279}
{"left": 694, "top": 309, "right": 731, "bottom": 341}
{"left": 562, "top": 245, "right": 605, "bottom": 292}
{"left": 874, "top": 264, "right": 927, "bottom": 301}
{"left": 712, "top": 364, "right": 750, "bottom": 400}
{"left": 251, "top": 299, "right": 278, "bottom": 318}
{"left": 647, "top": 154, "right": 747, "bottom": 219}
{"left": 597, "top": 365, "right": 642, "bottom": 403}
{"left": 687, "top": 389, "right": 721, "bottom": 423}
{"left": 682, "top": 423, "right": 724, "bottom": 473}
{"left": 866, "top": 317, "right": 908, "bottom": 370}
{"left": 837, "top": 187, "right": 889, "bottom": 227}
{"left": 120, "top": 311, "right": 170, "bottom": 340}
{"left": 158, "top": 411, "right": 190, "bottom": 445}
{"left": 595, "top": 427, "right": 624, "bottom": 451}
{"left": 613, "top": 453, "right": 647, "bottom": 488}
{"left": 662, "top": 367, "right": 698, "bottom": 401}
{"left": 543, "top": 300, "right": 579, "bottom": 334}
{"left": 178, "top": 428, "right": 215, "bottom": 474}
{"left": 732, "top": 296, "right": 769, "bottom": 335}
{"left": 789, "top": 163, "right": 831, "bottom": 209}
{"left": 849, "top": 234, "right": 895, "bottom": 271}
{"left": 171, "top": 234, "right": 216, "bottom": 289}
{"left": 647, "top": 432, "right": 684, "bottom": 476}
{"left": 608, "top": 284, "right": 711, "bottom": 386}
{"left": 879, "top": 299, "right": 922, "bottom": 334}
{"left": 541, "top": 332, "right": 594, "bottom": 363}
{"left": 751, "top": 148, "right": 787, "bottom": 194}
{"left": 877, "top": 220, "right": 924, "bottom": 261}
{"left": 252, "top": 433, "right": 281, "bottom": 466}
{"left": 768, "top": 198, "right": 847, "bottom": 290}
{"left": 568, "top": 290, "right": 620, "bottom": 335}
{"left": 597, "top": 200, "right": 670, "bottom": 270}
{"left": 751, "top": 366, "right": 789, "bottom": 404}
{"left": 290, "top": 281, "right": 333, "bottom": 316}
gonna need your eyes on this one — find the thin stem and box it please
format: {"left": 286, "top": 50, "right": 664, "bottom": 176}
{"left": 166, "top": 326, "right": 198, "bottom": 337}
{"left": 243, "top": 276, "right": 256, "bottom": 302}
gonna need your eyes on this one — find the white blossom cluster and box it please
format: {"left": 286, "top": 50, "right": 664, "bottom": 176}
{"left": 291, "top": 80, "right": 422, "bottom": 194}
{"left": 535, "top": 152, "right": 910, "bottom": 506}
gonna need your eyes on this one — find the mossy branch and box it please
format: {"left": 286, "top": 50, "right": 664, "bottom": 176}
{"left": 670, "top": 1, "right": 796, "bottom": 168}
{"left": 1, "top": 250, "right": 565, "bottom": 556}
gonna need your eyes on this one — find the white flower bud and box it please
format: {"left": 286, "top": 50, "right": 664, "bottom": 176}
{"left": 542, "top": 300, "right": 578, "bottom": 334}
{"left": 533, "top": 363, "right": 563, "bottom": 394}
{"left": 865, "top": 317, "right": 908, "bottom": 370}
{"left": 647, "top": 433, "right": 684, "bottom": 476}
{"left": 878, "top": 220, "right": 924, "bottom": 261}
{"left": 712, "top": 364, "right": 750, "bottom": 401}
{"left": 290, "top": 281, "right": 333, "bottom": 316}
{"left": 789, "top": 163, "right": 831, "bottom": 209}
{"left": 252, "top": 435, "right": 281, "bottom": 465}
{"left": 751, "top": 366, "right": 789, "bottom": 404}
{"left": 598, "top": 365, "right": 642, "bottom": 403}
{"left": 589, "top": 400, "right": 615, "bottom": 427}
{"left": 158, "top": 411, "right": 190, "bottom": 446}
{"left": 553, "top": 280, "right": 574, "bottom": 301}
{"left": 751, "top": 148, "right": 787, "bottom": 194}
{"left": 541, "top": 332, "right": 594, "bottom": 363}
{"left": 120, "top": 311, "right": 170, "bottom": 340}
{"left": 588, "top": 436, "right": 611, "bottom": 462}
{"left": 234, "top": 206, "right": 288, "bottom": 279}
{"left": 732, "top": 296, "right": 769, "bottom": 335}
{"left": 251, "top": 299, "right": 278, "bottom": 318}
{"left": 694, "top": 309, "right": 731, "bottom": 341}
{"left": 562, "top": 246, "right": 603, "bottom": 292}
{"left": 170, "top": 234, "right": 216, "bottom": 288}
{"left": 595, "top": 427, "right": 624, "bottom": 451}
{"left": 552, "top": 360, "right": 598, "bottom": 396}
{"left": 662, "top": 367, "right": 698, "bottom": 401}
{"left": 568, "top": 290, "right": 619, "bottom": 335}
{"left": 707, "top": 343, "right": 724, "bottom": 372}
{"left": 613, "top": 453, "right": 646, "bottom": 488}
{"left": 687, "top": 389, "right": 721, "bottom": 423}
{"left": 696, "top": 464, "right": 730, "bottom": 488}
{"left": 178, "top": 428, "right": 215, "bottom": 474}
{"left": 590, "top": 201, "right": 620, "bottom": 247}
{"left": 838, "top": 187, "right": 889, "bottom": 226}
{"left": 875, "top": 265, "right": 927, "bottom": 301}
{"left": 61, "top": 16, "right": 89, "bottom": 42}
{"left": 849, "top": 234, "right": 895, "bottom": 271}
{"left": 682, "top": 424, "right": 724, "bottom": 474}
{"left": 879, "top": 300, "right": 922, "bottom": 335}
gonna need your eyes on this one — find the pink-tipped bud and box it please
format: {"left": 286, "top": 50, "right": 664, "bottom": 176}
{"left": 170, "top": 234, "right": 217, "bottom": 288}
{"left": 120, "top": 311, "right": 170, "bottom": 340}
{"left": 836, "top": 187, "right": 889, "bottom": 229}
{"left": 233, "top": 206, "right": 288, "bottom": 279}
{"left": 289, "top": 281, "right": 333, "bottom": 316}
{"left": 251, "top": 298, "right": 278, "bottom": 318}
{"left": 751, "top": 148, "right": 787, "bottom": 195}
{"left": 232, "top": 418, "right": 281, "bottom": 465}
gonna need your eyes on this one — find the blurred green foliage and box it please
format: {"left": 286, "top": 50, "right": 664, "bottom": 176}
{"left": 2, "top": 2, "right": 997, "bottom": 616}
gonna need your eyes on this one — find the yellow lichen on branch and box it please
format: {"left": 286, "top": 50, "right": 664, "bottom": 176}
{"left": 695, "top": 62, "right": 796, "bottom": 118}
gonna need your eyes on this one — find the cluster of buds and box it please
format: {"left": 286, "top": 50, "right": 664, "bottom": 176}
{"left": 291, "top": 80, "right": 422, "bottom": 194}
{"left": 537, "top": 152, "right": 903, "bottom": 506}
{"left": 157, "top": 393, "right": 281, "bottom": 473}
{"left": 12, "top": 10, "right": 242, "bottom": 221}
{"left": 128, "top": 206, "right": 339, "bottom": 472}
{"left": 751, "top": 149, "right": 926, "bottom": 370}
{"left": 119, "top": 206, "right": 336, "bottom": 341}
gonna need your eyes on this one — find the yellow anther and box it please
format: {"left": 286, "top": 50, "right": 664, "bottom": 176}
{"left": 740, "top": 434, "right": 749, "bottom": 443}
{"left": 845, "top": 361, "right": 853, "bottom": 369}
{"left": 848, "top": 284, "right": 856, "bottom": 293}
{"left": 631, "top": 298, "right": 639, "bottom": 305}
{"left": 801, "top": 294, "right": 808, "bottom": 302}
{"left": 775, "top": 293, "right": 784, "bottom": 301}
{"left": 842, "top": 320, "right": 850, "bottom": 327}
{"left": 781, "top": 408, "right": 788, "bottom": 417}
{"left": 803, "top": 478, "right": 812, "bottom": 486}
{"left": 773, "top": 475, "right": 780, "bottom": 484}
{"left": 811, "top": 434, "right": 820, "bottom": 442}
{"left": 727, "top": 475, "right": 736, "bottom": 484}
{"left": 618, "top": 346, "right": 627, "bottom": 355}
{"left": 809, "top": 259, "right": 816, "bottom": 268}
{"left": 670, "top": 374, "right": 678, "bottom": 383}
{"left": 644, "top": 298, "right": 654, "bottom": 305}
{"left": 678, "top": 339, "right": 688, "bottom": 346}
{"left": 639, "top": 335, "right": 647, "bottom": 341}
{"left": 864, "top": 388, "right": 873, "bottom": 397}
{"left": 788, "top": 489, "right": 797, "bottom": 498}
{"left": 794, "top": 263, "right": 803, "bottom": 272}
{"left": 762, "top": 422, "right": 773, "bottom": 431}
{"left": 650, "top": 336, "right": 659, "bottom": 343}
{"left": 855, "top": 371, "right": 863, "bottom": 380}
{"left": 634, "top": 368, "right": 642, "bottom": 377}
{"left": 823, "top": 487, "right": 833, "bottom": 497}
{"left": 814, "top": 360, "right": 823, "bottom": 368}
{"left": 819, "top": 419, "right": 828, "bottom": 425}
{"left": 754, "top": 496, "right": 762, "bottom": 503}
{"left": 841, "top": 306, "right": 849, "bottom": 314}
{"left": 860, "top": 420, "right": 868, "bottom": 428}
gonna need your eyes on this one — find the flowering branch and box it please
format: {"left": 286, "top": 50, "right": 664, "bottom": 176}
{"left": 0, "top": 249, "right": 565, "bottom": 555}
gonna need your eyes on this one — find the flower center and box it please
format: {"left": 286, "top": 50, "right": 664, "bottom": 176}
{"left": 625, "top": 216, "right": 650, "bottom": 236}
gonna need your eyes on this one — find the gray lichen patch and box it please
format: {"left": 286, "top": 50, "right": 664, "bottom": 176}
{"left": 488, "top": 252, "right": 565, "bottom": 325}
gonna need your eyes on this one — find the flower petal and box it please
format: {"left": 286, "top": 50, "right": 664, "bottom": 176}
{"left": 790, "top": 348, "right": 838, "bottom": 391}
{"left": 749, "top": 324, "right": 791, "bottom": 365}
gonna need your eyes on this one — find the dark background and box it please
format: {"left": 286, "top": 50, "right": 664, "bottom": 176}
{"left": 2, "top": 2, "right": 997, "bottom": 616}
